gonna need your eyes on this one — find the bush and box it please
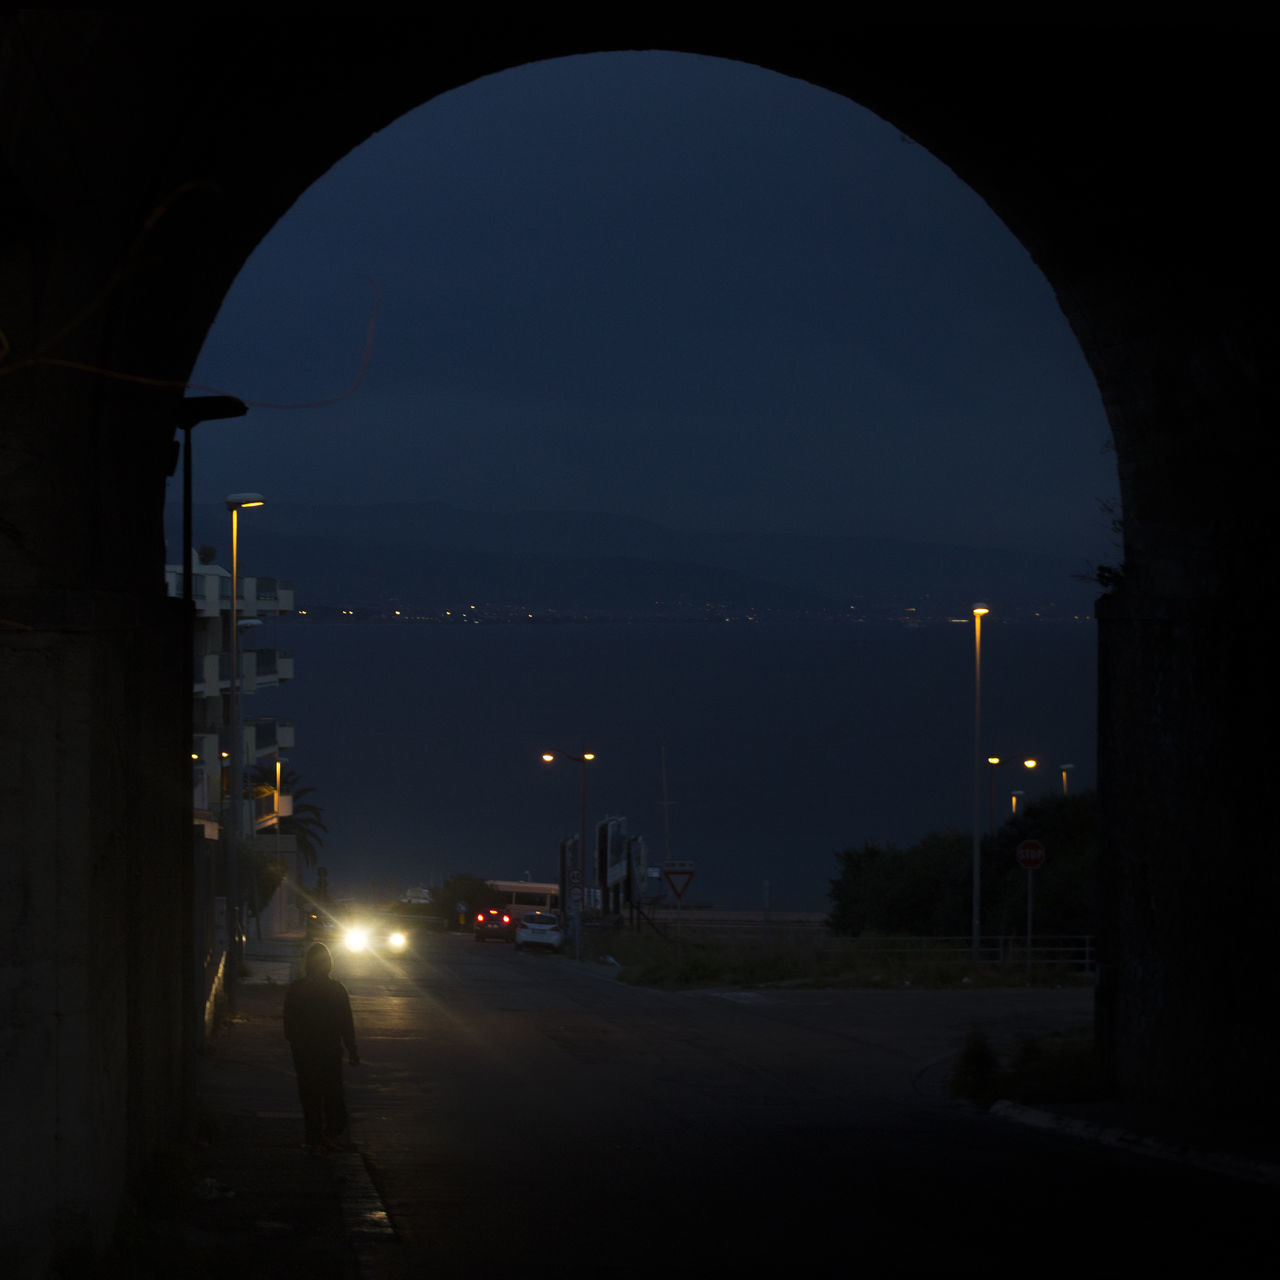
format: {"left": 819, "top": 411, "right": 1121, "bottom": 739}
{"left": 949, "top": 1026, "right": 1104, "bottom": 1104}
{"left": 949, "top": 1030, "right": 1002, "bottom": 1103}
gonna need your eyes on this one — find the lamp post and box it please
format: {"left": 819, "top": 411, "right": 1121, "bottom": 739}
{"left": 272, "top": 755, "right": 296, "bottom": 929}
{"left": 971, "top": 603, "right": 988, "bottom": 961}
{"left": 1011, "top": 789, "right": 1025, "bottom": 817}
{"left": 172, "top": 397, "right": 246, "bottom": 1088}
{"left": 175, "top": 397, "right": 247, "bottom": 605}
{"left": 1059, "top": 763, "right": 1074, "bottom": 796}
{"left": 226, "top": 493, "right": 264, "bottom": 1004}
{"left": 541, "top": 749, "right": 595, "bottom": 960}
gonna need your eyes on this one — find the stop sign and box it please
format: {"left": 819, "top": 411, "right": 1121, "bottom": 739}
{"left": 1016, "top": 839, "right": 1046, "bottom": 869}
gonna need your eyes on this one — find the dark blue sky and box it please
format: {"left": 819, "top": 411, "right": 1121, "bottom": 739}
{"left": 187, "top": 50, "right": 1118, "bottom": 560}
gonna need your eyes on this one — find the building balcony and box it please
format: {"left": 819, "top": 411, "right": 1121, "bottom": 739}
{"left": 201, "top": 648, "right": 294, "bottom": 694}
{"left": 245, "top": 717, "right": 295, "bottom": 758}
{"left": 165, "top": 558, "right": 295, "bottom": 618}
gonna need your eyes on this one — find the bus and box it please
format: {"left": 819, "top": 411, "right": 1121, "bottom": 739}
{"left": 487, "top": 880, "right": 560, "bottom": 913}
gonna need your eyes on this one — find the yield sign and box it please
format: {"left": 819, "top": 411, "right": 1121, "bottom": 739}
{"left": 662, "top": 860, "right": 696, "bottom": 899}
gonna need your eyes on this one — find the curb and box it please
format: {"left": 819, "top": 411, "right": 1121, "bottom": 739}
{"left": 331, "top": 1152, "right": 401, "bottom": 1277}
{"left": 991, "top": 1100, "right": 1280, "bottom": 1187}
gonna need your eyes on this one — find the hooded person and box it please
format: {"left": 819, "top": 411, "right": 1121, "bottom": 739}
{"left": 283, "top": 941, "right": 360, "bottom": 1152}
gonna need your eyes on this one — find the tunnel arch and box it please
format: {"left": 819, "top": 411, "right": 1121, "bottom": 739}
{"left": 2, "top": 17, "right": 1275, "bottom": 1271}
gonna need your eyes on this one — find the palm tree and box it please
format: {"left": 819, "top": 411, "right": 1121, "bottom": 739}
{"left": 249, "top": 763, "right": 328, "bottom": 870}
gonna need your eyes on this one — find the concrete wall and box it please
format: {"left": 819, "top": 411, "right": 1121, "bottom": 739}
{"left": 0, "top": 591, "right": 188, "bottom": 1274}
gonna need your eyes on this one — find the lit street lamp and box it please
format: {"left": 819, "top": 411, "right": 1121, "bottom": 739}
{"left": 226, "top": 492, "right": 264, "bottom": 1006}
{"left": 986, "top": 756, "right": 1038, "bottom": 834}
{"left": 541, "top": 749, "right": 595, "bottom": 960}
{"left": 971, "top": 603, "right": 988, "bottom": 961}
{"left": 271, "top": 755, "right": 297, "bottom": 926}
{"left": 1011, "top": 789, "right": 1025, "bottom": 817}
{"left": 1060, "top": 763, "right": 1075, "bottom": 796}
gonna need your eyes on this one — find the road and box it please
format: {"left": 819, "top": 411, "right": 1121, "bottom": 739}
{"left": 335, "top": 932, "right": 1273, "bottom": 1276}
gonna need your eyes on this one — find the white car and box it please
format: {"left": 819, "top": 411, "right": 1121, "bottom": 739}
{"left": 514, "top": 911, "right": 563, "bottom": 953}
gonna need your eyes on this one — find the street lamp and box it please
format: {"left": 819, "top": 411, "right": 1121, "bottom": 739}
{"left": 1011, "top": 789, "right": 1025, "bottom": 817}
{"left": 171, "top": 398, "right": 247, "bottom": 1079}
{"left": 271, "top": 755, "right": 296, "bottom": 927}
{"left": 226, "top": 492, "right": 264, "bottom": 1004}
{"left": 1059, "top": 763, "right": 1075, "bottom": 796}
{"left": 986, "top": 756, "right": 1038, "bottom": 834}
{"left": 971, "top": 603, "right": 988, "bottom": 961}
{"left": 541, "top": 749, "right": 595, "bottom": 960}
{"left": 175, "top": 397, "right": 247, "bottom": 604}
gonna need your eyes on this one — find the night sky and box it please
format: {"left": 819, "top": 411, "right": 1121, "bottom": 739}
{"left": 186, "top": 50, "right": 1118, "bottom": 559}
{"left": 178, "top": 51, "right": 1115, "bottom": 907}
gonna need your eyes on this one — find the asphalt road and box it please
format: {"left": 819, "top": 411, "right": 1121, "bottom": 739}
{"left": 334, "top": 933, "right": 1273, "bottom": 1277}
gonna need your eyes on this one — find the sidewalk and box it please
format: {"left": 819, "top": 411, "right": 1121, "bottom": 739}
{"left": 114, "top": 936, "right": 404, "bottom": 1279}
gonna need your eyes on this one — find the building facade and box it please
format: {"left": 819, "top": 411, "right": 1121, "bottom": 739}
{"left": 165, "top": 551, "right": 299, "bottom": 952}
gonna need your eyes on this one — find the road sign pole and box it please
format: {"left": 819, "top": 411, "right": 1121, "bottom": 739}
{"left": 1026, "top": 868, "right": 1034, "bottom": 976}
{"left": 1015, "top": 840, "right": 1046, "bottom": 974}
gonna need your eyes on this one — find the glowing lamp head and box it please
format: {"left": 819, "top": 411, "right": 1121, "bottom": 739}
{"left": 973, "top": 603, "right": 989, "bottom": 617}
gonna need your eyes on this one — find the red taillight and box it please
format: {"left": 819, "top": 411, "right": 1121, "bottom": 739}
{"left": 502, "top": 914, "right": 511, "bottom": 924}
{"left": 476, "top": 914, "right": 484, "bottom": 923}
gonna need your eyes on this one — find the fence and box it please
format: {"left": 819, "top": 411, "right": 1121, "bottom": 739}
{"left": 640, "top": 914, "right": 1095, "bottom": 972}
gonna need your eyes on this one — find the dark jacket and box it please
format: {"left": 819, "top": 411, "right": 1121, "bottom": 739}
{"left": 283, "top": 974, "right": 357, "bottom": 1061}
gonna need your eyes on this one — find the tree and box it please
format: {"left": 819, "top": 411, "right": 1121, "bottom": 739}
{"left": 828, "top": 792, "right": 1096, "bottom": 937}
{"left": 248, "top": 764, "right": 328, "bottom": 869}
{"left": 438, "top": 873, "right": 506, "bottom": 927}
{"left": 985, "top": 791, "right": 1096, "bottom": 936}
{"left": 827, "top": 831, "right": 969, "bottom": 936}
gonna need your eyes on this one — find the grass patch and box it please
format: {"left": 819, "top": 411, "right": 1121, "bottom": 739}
{"left": 584, "top": 929, "right": 1093, "bottom": 991}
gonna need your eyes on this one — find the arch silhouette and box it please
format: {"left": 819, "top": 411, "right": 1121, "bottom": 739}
{"left": 1, "top": 18, "right": 1274, "bottom": 1270}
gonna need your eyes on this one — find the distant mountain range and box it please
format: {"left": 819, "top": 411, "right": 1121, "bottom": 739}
{"left": 166, "top": 500, "right": 1101, "bottom": 616}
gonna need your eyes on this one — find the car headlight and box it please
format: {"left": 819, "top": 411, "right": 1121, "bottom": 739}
{"left": 388, "top": 931, "right": 407, "bottom": 950}
{"left": 344, "top": 927, "right": 369, "bottom": 952}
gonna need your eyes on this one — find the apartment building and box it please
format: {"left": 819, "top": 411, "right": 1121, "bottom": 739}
{"left": 166, "top": 550, "right": 297, "bottom": 839}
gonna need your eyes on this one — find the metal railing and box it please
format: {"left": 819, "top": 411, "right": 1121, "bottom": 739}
{"left": 643, "top": 919, "right": 1095, "bottom": 972}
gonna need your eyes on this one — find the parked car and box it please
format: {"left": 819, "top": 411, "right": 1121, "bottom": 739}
{"left": 474, "top": 908, "right": 516, "bottom": 943}
{"left": 515, "top": 911, "right": 563, "bottom": 953}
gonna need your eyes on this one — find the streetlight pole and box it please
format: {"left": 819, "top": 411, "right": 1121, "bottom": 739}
{"left": 1059, "top": 763, "right": 1074, "bottom": 796}
{"left": 273, "top": 755, "right": 295, "bottom": 929}
{"left": 226, "top": 493, "right": 264, "bottom": 1007}
{"left": 542, "top": 749, "right": 595, "bottom": 960}
{"left": 175, "top": 397, "right": 247, "bottom": 605}
{"left": 971, "top": 603, "right": 989, "bottom": 962}
{"left": 169, "top": 396, "right": 245, "bottom": 1112}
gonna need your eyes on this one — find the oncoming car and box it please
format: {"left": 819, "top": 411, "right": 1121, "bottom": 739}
{"left": 340, "top": 916, "right": 413, "bottom": 957}
{"left": 474, "top": 908, "right": 516, "bottom": 943}
{"left": 514, "top": 911, "right": 563, "bottom": 953}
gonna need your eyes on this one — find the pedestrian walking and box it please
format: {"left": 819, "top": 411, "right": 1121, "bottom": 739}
{"left": 283, "top": 941, "right": 360, "bottom": 1154}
